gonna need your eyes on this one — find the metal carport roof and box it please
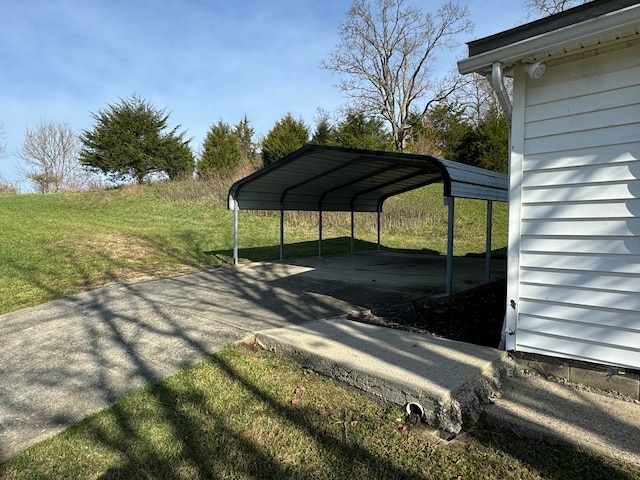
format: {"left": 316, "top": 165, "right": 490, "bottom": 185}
{"left": 228, "top": 145, "right": 508, "bottom": 294}
{"left": 228, "top": 144, "right": 508, "bottom": 212}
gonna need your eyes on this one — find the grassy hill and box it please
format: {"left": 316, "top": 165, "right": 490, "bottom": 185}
{"left": 0, "top": 179, "right": 506, "bottom": 315}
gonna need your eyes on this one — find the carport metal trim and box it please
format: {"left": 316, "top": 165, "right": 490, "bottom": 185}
{"left": 228, "top": 145, "right": 508, "bottom": 295}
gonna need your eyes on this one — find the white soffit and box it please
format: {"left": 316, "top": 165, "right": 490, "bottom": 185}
{"left": 458, "top": 3, "right": 640, "bottom": 75}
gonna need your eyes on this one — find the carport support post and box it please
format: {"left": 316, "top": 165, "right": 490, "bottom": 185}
{"left": 445, "top": 196, "right": 454, "bottom": 295}
{"left": 318, "top": 209, "right": 323, "bottom": 257}
{"left": 377, "top": 206, "right": 381, "bottom": 251}
{"left": 350, "top": 210, "right": 355, "bottom": 254}
{"left": 485, "top": 200, "right": 493, "bottom": 282}
{"left": 280, "top": 208, "right": 284, "bottom": 260}
{"left": 233, "top": 199, "right": 239, "bottom": 266}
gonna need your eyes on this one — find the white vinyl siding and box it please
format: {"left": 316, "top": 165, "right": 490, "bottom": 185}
{"left": 515, "top": 42, "right": 640, "bottom": 369}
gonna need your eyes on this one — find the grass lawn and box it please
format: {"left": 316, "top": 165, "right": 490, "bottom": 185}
{"left": 1, "top": 343, "right": 637, "bottom": 480}
{"left": 0, "top": 179, "right": 506, "bottom": 315}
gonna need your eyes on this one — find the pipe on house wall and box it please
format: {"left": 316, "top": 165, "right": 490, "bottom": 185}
{"left": 487, "top": 62, "right": 512, "bottom": 350}
{"left": 489, "top": 62, "right": 512, "bottom": 124}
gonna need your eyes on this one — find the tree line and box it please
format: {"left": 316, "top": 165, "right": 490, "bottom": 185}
{"left": 3, "top": 0, "right": 583, "bottom": 193}
{"left": 9, "top": 91, "right": 508, "bottom": 194}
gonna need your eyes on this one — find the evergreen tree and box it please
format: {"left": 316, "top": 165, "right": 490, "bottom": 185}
{"left": 311, "top": 110, "right": 337, "bottom": 146}
{"left": 80, "top": 95, "right": 193, "bottom": 184}
{"left": 418, "top": 103, "right": 474, "bottom": 162}
{"left": 334, "top": 111, "right": 393, "bottom": 151}
{"left": 473, "top": 105, "right": 509, "bottom": 173}
{"left": 413, "top": 102, "right": 509, "bottom": 172}
{"left": 234, "top": 115, "right": 258, "bottom": 167}
{"left": 261, "top": 113, "right": 309, "bottom": 165}
{"left": 162, "top": 132, "right": 195, "bottom": 180}
{"left": 198, "top": 120, "right": 242, "bottom": 175}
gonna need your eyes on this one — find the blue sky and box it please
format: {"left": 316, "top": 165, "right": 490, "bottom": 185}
{"left": 0, "top": 0, "right": 528, "bottom": 186}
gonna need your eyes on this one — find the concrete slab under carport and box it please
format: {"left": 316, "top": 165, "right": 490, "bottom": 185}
{"left": 263, "top": 249, "right": 506, "bottom": 302}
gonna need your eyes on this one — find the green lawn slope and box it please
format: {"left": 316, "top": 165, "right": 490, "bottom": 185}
{"left": 0, "top": 179, "right": 506, "bottom": 315}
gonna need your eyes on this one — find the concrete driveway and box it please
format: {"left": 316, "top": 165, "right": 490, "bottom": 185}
{"left": 0, "top": 251, "right": 504, "bottom": 462}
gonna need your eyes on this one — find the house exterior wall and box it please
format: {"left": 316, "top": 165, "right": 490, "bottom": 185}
{"left": 508, "top": 42, "right": 640, "bottom": 369}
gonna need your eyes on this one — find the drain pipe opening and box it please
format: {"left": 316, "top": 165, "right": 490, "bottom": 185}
{"left": 404, "top": 402, "right": 426, "bottom": 422}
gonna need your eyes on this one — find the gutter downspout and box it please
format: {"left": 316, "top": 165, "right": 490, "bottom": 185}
{"left": 488, "top": 62, "right": 512, "bottom": 350}
{"left": 489, "top": 62, "right": 512, "bottom": 124}
{"left": 233, "top": 198, "right": 239, "bottom": 266}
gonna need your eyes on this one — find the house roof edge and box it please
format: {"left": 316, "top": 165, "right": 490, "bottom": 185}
{"left": 458, "top": 1, "right": 640, "bottom": 75}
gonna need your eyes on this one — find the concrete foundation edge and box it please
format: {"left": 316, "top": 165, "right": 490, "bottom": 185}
{"left": 252, "top": 332, "right": 514, "bottom": 434}
{"left": 513, "top": 352, "right": 640, "bottom": 400}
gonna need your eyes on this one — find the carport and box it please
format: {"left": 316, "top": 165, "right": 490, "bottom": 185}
{"left": 228, "top": 145, "right": 508, "bottom": 295}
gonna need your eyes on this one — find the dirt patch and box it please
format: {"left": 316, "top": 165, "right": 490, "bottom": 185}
{"left": 352, "top": 279, "right": 507, "bottom": 349}
{"left": 59, "top": 233, "right": 200, "bottom": 290}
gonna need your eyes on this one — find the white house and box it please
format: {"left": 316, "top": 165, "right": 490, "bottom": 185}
{"left": 458, "top": 0, "right": 640, "bottom": 370}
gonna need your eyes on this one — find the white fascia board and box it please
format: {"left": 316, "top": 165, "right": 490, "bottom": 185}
{"left": 458, "top": 5, "right": 640, "bottom": 75}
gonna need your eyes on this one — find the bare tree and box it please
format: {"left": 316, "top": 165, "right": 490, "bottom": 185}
{"left": 451, "top": 72, "right": 511, "bottom": 125}
{"left": 0, "top": 123, "right": 6, "bottom": 158}
{"left": 524, "top": 0, "right": 589, "bottom": 18}
{"left": 322, "top": 0, "right": 472, "bottom": 152}
{"left": 0, "top": 175, "right": 20, "bottom": 193}
{"left": 0, "top": 124, "right": 20, "bottom": 192}
{"left": 18, "top": 121, "right": 91, "bottom": 193}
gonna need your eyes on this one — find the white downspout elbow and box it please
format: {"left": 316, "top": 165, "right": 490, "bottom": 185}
{"left": 490, "top": 62, "right": 512, "bottom": 124}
